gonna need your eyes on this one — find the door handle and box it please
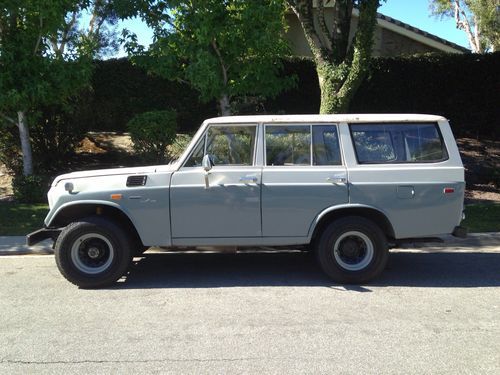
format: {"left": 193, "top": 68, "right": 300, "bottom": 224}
{"left": 326, "top": 176, "right": 347, "bottom": 184}
{"left": 239, "top": 175, "right": 258, "bottom": 183}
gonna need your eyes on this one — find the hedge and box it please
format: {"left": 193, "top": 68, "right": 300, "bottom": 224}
{"left": 350, "top": 52, "right": 499, "bottom": 138}
{"left": 80, "top": 53, "right": 498, "bottom": 137}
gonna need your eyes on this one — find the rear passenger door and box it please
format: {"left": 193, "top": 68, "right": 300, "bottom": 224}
{"left": 261, "top": 124, "right": 349, "bottom": 238}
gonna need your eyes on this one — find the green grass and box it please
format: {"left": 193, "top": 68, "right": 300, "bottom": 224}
{"left": 0, "top": 202, "right": 498, "bottom": 236}
{"left": 0, "top": 203, "right": 49, "bottom": 236}
{"left": 462, "top": 203, "right": 500, "bottom": 233}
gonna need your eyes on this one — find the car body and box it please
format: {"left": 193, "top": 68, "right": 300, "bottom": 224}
{"left": 28, "top": 114, "right": 466, "bottom": 287}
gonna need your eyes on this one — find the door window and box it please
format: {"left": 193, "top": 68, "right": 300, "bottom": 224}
{"left": 265, "top": 124, "right": 341, "bottom": 166}
{"left": 184, "top": 125, "right": 257, "bottom": 167}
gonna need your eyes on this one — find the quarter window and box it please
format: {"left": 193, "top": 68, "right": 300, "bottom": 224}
{"left": 350, "top": 123, "right": 448, "bottom": 164}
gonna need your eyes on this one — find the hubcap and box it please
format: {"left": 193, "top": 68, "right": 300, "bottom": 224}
{"left": 333, "top": 231, "right": 374, "bottom": 271}
{"left": 71, "top": 233, "right": 115, "bottom": 274}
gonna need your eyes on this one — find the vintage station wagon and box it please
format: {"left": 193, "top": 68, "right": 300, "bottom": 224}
{"left": 28, "top": 114, "right": 466, "bottom": 287}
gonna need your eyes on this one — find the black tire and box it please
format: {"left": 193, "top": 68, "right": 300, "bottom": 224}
{"left": 55, "top": 216, "right": 133, "bottom": 288}
{"left": 316, "top": 216, "right": 388, "bottom": 284}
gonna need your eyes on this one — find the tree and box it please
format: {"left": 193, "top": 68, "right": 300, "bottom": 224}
{"left": 122, "top": 0, "right": 293, "bottom": 116}
{"left": 0, "top": 0, "right": 117, "bottom": 176}
{"left": 287, "top": 0, "right": 381, "bottom": 114}
{"left": 430, "top": 0, "right": 500, "bottom": 53}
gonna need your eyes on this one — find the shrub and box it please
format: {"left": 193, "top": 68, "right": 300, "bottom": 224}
{"left": 12, "top": 174, "right": 50, "bottom": 203}
{"left": 127, "top": 110, "right": 178, "bottom": 163}
{"left": 167, "top": 133, "right": 193, "bottom": 161}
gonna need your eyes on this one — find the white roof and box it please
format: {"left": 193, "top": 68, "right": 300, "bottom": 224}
{"left": 204, "top": 114, "right": 446, "bottom": 124}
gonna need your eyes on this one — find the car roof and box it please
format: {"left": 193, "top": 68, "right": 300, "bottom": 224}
{"left": 204, "top": 114, "right": 446, "bottom": 124}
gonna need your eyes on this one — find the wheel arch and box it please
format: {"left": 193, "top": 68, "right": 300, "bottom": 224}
{"left": 47, "top": 201, "right": 144, "bottom": 246}
{"left": 308, "top": 204, "right": 395, "bottom": 244}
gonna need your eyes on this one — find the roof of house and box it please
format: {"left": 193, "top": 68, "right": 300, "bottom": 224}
{"left": 376, "top": 12, "right": 470, "bottom": 53}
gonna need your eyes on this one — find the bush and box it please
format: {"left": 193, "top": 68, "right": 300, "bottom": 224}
{"left": 127, "top": 110, "right": 178, "bottom": 163}
{"left": 12, "top": 174, "right": 50, "bottom": 203}
{"left": 167, "top": 134, "right": 193, "bottom": 161}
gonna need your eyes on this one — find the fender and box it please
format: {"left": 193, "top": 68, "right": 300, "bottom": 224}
{"left": 307, "top": 203, "right": 394, "bottom": 241}
{"left": 45, "top": 200, "right": 137, "bottom": 227}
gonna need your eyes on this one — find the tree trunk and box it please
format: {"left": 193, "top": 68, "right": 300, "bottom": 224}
{"left": 219, "top": 94, "right": 231, "bottom": 116}
{"left": 317, "top": 63, "right": 347, "bottom": 114}
{"left": 17, "top": 111, "right": 33, "bottom": 176}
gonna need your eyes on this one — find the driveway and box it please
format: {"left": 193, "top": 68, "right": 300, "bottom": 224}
{"left": 1, "top": 234, "right": 499, "bottom": 374}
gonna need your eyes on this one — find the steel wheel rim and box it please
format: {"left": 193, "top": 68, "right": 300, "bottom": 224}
{"left": 70, "top": 233, "right": 115, "bottom": 274}
{"left": 333, "top": 231, "right": 374, "bottom": 271}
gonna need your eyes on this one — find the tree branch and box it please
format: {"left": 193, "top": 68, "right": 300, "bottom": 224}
{"left": 453, "top": 0, "right": 480, "bottom": 52}
{"left": 288, "top": 0, "right": 330, "bottom": 65}
{"left": 33, "top": 15, "right": 43, "bottom": 56}
{"left": 317, "top": 0, "right": 333, "bottom": 49}
{"left": 211, "top": 38, "right": 228, "bottom": 86}
{"left": 0, "top": 112, "right": 17, "bottom": 127}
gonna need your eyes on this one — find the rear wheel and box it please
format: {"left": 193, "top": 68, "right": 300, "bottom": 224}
{"left": 55, "top": 216, "right": 133, "bottom": 288}
{"left": 316, "top": 216, "right": 388, "bottom": 283}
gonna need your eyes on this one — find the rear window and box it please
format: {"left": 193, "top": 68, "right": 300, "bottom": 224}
{"left": 350, "top": 123, "right": 448, "bottom": 164}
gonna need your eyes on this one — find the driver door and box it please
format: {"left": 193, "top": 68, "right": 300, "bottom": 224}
{"left": 170, "top": 124, "right": 262, "bottom": 239}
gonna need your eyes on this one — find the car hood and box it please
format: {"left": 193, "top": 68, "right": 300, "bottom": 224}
{"left": 51, "top": 164, "right": 177, "bottom": 186}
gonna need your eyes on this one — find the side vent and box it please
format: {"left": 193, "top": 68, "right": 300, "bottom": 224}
{"left": 126, "top": 175, "right": 147, "bottom": 187}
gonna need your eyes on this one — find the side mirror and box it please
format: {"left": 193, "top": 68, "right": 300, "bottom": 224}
{"left": 202, "top": 154, "right": 213, "bottom": 172}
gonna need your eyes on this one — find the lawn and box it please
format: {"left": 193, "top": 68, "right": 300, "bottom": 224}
{"left": 462, "top": 203, "right": 500, "bottom": 234}
{"left": 0, "top": 202, "right": 498, "bottom": 236}
{"left": 0, "top": 203, "right": 49, "bottom": 236}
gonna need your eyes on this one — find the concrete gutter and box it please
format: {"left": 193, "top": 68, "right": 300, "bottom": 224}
{"left": 0, "top": 233, "right": 499, "bottom": 256}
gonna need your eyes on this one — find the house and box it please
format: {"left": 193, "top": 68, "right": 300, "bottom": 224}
{"left": 286, "top": 8, "right": 469, "bottom": 57}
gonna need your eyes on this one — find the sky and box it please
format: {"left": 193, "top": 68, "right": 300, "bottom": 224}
{"left": 115, "top": 0, "right": 470, "bottom": 57}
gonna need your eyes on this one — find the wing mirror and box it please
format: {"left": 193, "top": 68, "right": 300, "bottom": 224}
{"left": 202, "top": 154, "right": 214, "bottom": 172}
{"left": 202, "top": 154, "right": 214, "bottom": 189}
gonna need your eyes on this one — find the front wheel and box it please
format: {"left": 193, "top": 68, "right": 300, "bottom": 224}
{"left": 316, "top": 216, "right": 388, "bottom": 283}
{"left": 55, "top": 216, "right": 133, "bottom": 288}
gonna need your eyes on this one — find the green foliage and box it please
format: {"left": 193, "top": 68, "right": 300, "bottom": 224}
{"left": 462, "top": 204, "right": 500, "bottom": 233}
{"left": 84, "top": 58, "right": 216, "bottom": 132}
{"left": 29, "top": 104, "right": 88, "bottom": 173}
{"left": 0, "top": 2, "right": 93, "bottom": 114}
{"left": 0, "top": 203, "right": 49, "bottom": 235}
{"left": 12, "top": 174, "right": 50, "bottom": 203}
{"left": 430, "top": 0, "right": 499, "bottom": 52}
{"left": 350, "top": 52, "right": 500, "bottom": 137}
{"left": 287, "top": 0, "right": 381, "bottom": 113}
{"left": 167, "top": 134, "right": 193, "bottom": 161}
{"left": 123, "top": 0, "right": 294, "bottom": 114}
{"left": 127, "top": 110, "right": 178, "bottom": 163}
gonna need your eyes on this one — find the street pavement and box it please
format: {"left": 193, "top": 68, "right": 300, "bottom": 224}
{"left": 0, "top": 234, "right": 499, "bottom": 374}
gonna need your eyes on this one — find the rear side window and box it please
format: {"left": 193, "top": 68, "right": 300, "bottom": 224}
{"left": 350, "top": 123, "right": 448, "bottom": 164}
{"left": 265, "top": 124, "right": 341, "bottom": 166}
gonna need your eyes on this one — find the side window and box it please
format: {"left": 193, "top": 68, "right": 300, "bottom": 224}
{"left": 351, "top": 127, "right": 396, "bottom": 163}
{"left": 206, "top": 125, "right": 256, "bottom": 166}
{"left": 266, "top": 125, "right": 311, "bottom": 166}
{"left": 403, "top": 124, "right": 447, "bottom": 161}
{"left": 184, "top": 135, "right": 205, "bottom": 167}
{"left": 312, "top": 125, "right": 341, "bottom": 165}
{"left": 350, "top": 123, "right": 448, "bottom": 164}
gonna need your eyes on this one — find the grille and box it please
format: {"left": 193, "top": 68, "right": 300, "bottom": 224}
{"left": 126, "top": 175, "right": 147, "bottom": 187}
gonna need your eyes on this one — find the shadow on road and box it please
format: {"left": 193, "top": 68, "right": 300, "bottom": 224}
{"left": 113, "top": 250, "right": 500, "bottom": 290}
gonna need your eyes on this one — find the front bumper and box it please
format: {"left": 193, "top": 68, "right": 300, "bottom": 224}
{"left": 26, "top": 228, "right": 62, "bottom": 246}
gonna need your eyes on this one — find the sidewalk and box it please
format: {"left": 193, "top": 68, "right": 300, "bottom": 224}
{"left": 0, "top": 237, "right": 53, "bottom": 256}
{"left": 1, "top": 233, "right": 499, "bottom": 256}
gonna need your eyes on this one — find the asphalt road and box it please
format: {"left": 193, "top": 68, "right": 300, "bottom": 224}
{"left": 1, "top": 237, "right": 499, "bottom": 374}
